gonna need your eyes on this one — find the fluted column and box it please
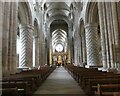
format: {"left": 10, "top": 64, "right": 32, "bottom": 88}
{"left": 111, "top": 2, "right": 120, "bottom": 69}
{"left": 33, "top": 36, "right": 39, "bottom": 67}
{"left": 81, "top": 33, "right": 87, "bottom": 64}
{"left": 19, "top": 24, "right": 33, "bottom": 68}
{"left": 98, "top": 2, "right": 107, "bottom": 68}
{"left": 74, "top": 34, "right": 79, "bottom": 65}
{"left": 68, "top": 26, "right": 73, "bottom": 64}
{"left": 101, "top": 2, "right": 111, "bottom": 68}
{"left": 9, "top": 2, "right": 18, "bottom": 73}
{"left": 79, "top": 35, "right": 83, "bottom": 66}
{"left": 2, "top": 2, "right": 11, "bottom": 74}
{"left": 2, "top": 2, "right": 18, "bottom": 75}
{"left": 85, "top": 23, "right": 100, "bottom": 67}
{"left": 105, "top": 3, "right": 114, "bottom": 68}
{"left": 42, "top": 42, "right": 46, "bottom": 65}
{"left": 0, "top": 1, "right": 4, "bottom": 78}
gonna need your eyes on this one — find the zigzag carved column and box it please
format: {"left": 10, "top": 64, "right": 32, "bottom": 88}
{"left": 85, "top": 23, "right": 100, "bottom": 68}
{"left": 19, "top": 25, "right": 33, "bottom": 68}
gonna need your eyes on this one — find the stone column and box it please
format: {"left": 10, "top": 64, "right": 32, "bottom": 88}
{"left": 98, "top": 2, "right": 107, "bottom": 68}
{"left": 111, "top": 2, "right": 120, "bottom": 69}
{"left": 85, "top": 23, "right": 100, "bottom": 68}
{"left": 46, "top": 27, "right": 50, "bottom": 65}
{"left": 46, "top": 40, "right": 50, "bottom": 65}
{"left": 105, "top": 3, "right": 114, "bottom": 68}
{"left": 68, "top": 26, "right": 73, "bottom": 64}
{"left": 2, "top": 2, "right": 11, "bottom": 75}
{"left": 101, "top": 2, "right": 111, "bottom": 68}
{"left": 79, "top": 35, "right": 83, "bottom": 66}
{"left": 74, "top": 45, "right": 78, "bottom": 65}
{"left": 2, "top": 2, "right": 18, "bottom": 75}
{"left": 33, "top": 36, "right": 39, "bottom": 67}
{"left": 81, "top": 32, "right": 87, "bottom": 64}
{"left": 42, "top": 42, "right": 46, "bottom": 65}
{"left": 37, "top": 37, "right": 40, "bottom": 66}
{"left": 74, "top": 34, "right": 78, "bottom": 65}
{"left": 0, "top": 1, "right": 4, "bottom": 79}
{"left": 19, "top": 24, "right": 33, "bottom": 68}
{"left": 9, "top": 2, "right": 18, "bottom": 74}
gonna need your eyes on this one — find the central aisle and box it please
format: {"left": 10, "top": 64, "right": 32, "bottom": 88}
{"left": 33, "top": 67, "right": 86, "bottom": 95}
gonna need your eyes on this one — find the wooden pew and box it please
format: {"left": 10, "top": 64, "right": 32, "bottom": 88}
{"left": 94, "top": 84, "right": 120, "bottom": 96}
{"left": 1, "top": 87, "right": 18, "bottom": 96}
{"left": 2, "top": 82, "right": 30, "bottom": 96}
{"left": 84, "top": 78, "right": 120, "bottom": 95}
{"left": 80, "top": 74, "right": 120, "bottom": 88}
{"left": 2, "top": 76, "right": 37, "bottom": 92}
{"left": 65, "top": 65, "right": 120, "bottom": 96}
{"left": 1, "top": 65, "right": 56, "bottom": 96}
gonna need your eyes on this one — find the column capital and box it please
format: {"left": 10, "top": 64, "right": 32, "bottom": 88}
{"left": 33, "top": 35, "right": 38, "bottom": 38}
{"left": 19, "top": 24, "right": 34, "bottom": 30}
{"left": 85, "top": 23, "right": 98, "bottom": 28}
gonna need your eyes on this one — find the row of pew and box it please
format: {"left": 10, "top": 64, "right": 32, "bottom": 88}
{"left": 0, "top": 65, "right": 56, "bottom": 96}
{"left": 65, "top": 64, "right": 120, "bottom": 96}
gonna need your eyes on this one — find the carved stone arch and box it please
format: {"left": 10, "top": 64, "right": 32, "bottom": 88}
{"left": 25, "top": 2, "right": 32, "bottom": 25}
{"left": 85, "top": 2, "right": 98, "bottom": 24}
{"left": 48, "top": 15, "right": 71, "bottom": 28}
{"left": 18, "top": 2, "right": 32, "bottom": 25}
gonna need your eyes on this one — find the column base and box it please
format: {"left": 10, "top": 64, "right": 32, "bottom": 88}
{"left": 98, "top": 67, "right": 108, "bottom": 71}
{"left": 107, "top": 68, "right": 117, "bottom": 73}
{"left": 17, "top": 66, "right": 31, "bottom": 72}
{"left": 85, "top": 65, "right": 103, "bottom": 69}
{"left": 3, "top": 71, "right": 10, "bottom": 76}
{"left": 116, "top": 68, "right": 120, "bottom": 74}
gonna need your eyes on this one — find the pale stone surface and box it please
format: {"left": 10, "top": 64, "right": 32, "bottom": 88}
{"left": 19, "top": 24, "right": 34, "bottom": 68}
{"left": 98, "top": 2, "right": 107, "bottom": 68}
{"left": 0, "top": 2, "right": 3, "bottom": 84}
{"left": 105, "top": 3, "right": 114, "bottom": 68}
{"left": 33, "top": 67, "right": 86, "bottom": 95}
{"left": 1, "top": 1, "right": 120, "bottom": 75}
{"left": 85, "top": 23, "right": 100, "bottom": 67}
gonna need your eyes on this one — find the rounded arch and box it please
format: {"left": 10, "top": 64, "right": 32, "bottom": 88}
{"left": 46, "top": 2, "right": 70, "bottom": 13}
{"left": 84, "top": 2, "right": 98, "bottom": 24}
{"left": 18, "top": 2, "right": 32, "bottom": 25}
{"left": 48, "top": 15, "right": 71, "bottom": 28}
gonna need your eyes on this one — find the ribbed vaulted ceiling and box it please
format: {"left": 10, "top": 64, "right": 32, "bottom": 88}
{"left": 43, "top": 1, "right": 74, "bottom": 52}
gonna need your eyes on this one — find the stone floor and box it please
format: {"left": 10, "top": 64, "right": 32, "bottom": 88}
{"left": 33, "top": 67, "right": 87, "bottom": 96}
